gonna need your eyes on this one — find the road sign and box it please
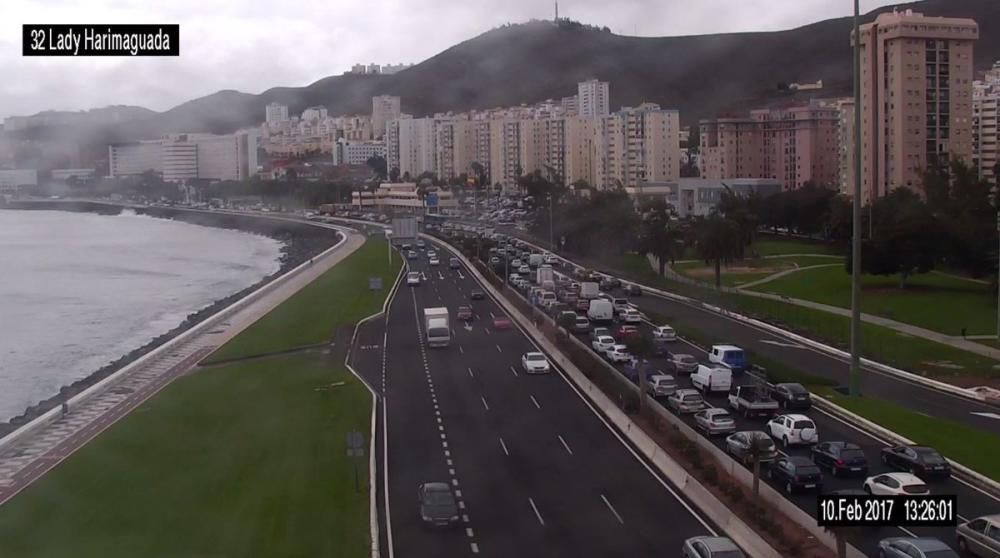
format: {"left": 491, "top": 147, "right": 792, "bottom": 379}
{"left": 369, "top": 277, "right": 383, "bottom": 290}
{"left": 346, "top": 430, "right": 364, "bottom": 449}
{"left": 392, "top": 217, "right": 417, "bottom": 239}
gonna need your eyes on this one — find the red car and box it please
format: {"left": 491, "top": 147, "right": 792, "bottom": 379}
{"left": 575, "top": 299, "right": 590, "bottom": 312}
{"left": 493, "top": 316, "right": 512, "bottom": 330}
{"left": 615, "top": 325, "right": 640, "bottom": 340}
{"left": 457, "top": 306, "right": 474, "bottom": 321}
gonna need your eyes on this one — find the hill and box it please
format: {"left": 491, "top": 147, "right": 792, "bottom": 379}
{"left": 8, "top": 0, "right": 1000, "bottom": 150}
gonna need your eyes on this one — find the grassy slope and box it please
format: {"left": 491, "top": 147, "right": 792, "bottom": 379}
{"left": 751, "top": 265, "right": 995, "bottom": 336}
{"left": 674, "top": 255, "right": 843, "bottom": 287}
{"left": 206, "top": 239, "right": 399, "bottom": 362}
{"left": 0, "top": 354, "right": 371, "bottom": 558}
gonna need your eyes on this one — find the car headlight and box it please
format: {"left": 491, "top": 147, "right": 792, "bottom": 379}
{"left": 450, "top": 515, "right": 459, "bottom": 521}
{"left": 421, "top": 515, "right": 431, "bottom": 521}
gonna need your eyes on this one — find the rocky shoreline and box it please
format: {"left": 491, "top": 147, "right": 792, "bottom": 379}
{"left": 0, "top": 203, "right": 340, "bottom": 440}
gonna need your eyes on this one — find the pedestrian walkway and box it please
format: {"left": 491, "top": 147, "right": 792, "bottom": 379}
{"left": 734, "top": 263, "right": 841, "bottom": 289}
{"left": 0, "top": 230, "right": 365, "bottom": 505}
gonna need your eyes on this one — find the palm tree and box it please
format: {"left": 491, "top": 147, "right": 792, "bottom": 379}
{"left": 638, "top": 199, "right": 685, "bottom": 276}
{"left": 746, "top": 432, "right": 771, "bottom": 497}
{"left": 696, "top": 214, "right": 743, "bottom": 289}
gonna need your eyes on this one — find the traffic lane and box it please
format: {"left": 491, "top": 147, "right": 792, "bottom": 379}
{"left": 615, "top": 286, "right": 1000, "bottom": 435}
{"left": 420, "top": 245, "right": 719, "bottom": 555}
{"left": 348, "top": 314, "right": 387, "bottom": 395}
{"left": 383, "top": 278, "right": 471, "bottom": 557}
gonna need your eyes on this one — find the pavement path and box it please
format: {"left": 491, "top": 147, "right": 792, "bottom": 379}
{"left": 734, "top": 263, "right": 841, "bottom": 289}
{"left": 0, "top": 228, "right": 365, "bottom": 507}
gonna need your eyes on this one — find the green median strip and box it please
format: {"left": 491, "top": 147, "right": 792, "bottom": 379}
{"left": 0, "top": 354, "right": 372, "bottom": 558}
{"left": 820, "top": 392, "right": 1000, "bottom": 484}
{"left": 206, "top": 238, "right": 399, "bottom": 363}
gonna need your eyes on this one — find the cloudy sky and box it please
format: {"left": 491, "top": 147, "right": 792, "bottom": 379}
{"left": 2, "top": 0, "right": 901, "bottom": 119}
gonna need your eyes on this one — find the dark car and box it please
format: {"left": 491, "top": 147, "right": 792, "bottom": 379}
{"left": 767, "top": 455, "right": 823, "bottom": 493}
{"left": 771, "top": 382, "right": 812, "bottom": 410}
{"left": 599, "top": 279, "right": 615, "bottom": 291}
{"left": 456, "top": 306, "right": 474, "bottom": 321}
{"left": 418, "top": 482, "right": 459, "bottom": 527}
{"left": 575, "top": 299, "right": 591, "bottom": 313}
{"left": 625, "top": 284, "right": 642, "bottom": 296}
{"left": 470, "top": 290, "right": 486, "bottom": 301}
{"left": 881, "top": 446, "right": 951, "bottom": 479}
{"left": 811, "top": 441, "right": 869, "bottom": 477}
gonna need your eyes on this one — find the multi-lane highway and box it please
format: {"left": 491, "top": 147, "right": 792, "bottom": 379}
{"left": 371, "top": 237, "right": 733, "bottom": 557}
{"left": 481, "top": 252, "right": 1000, "bottom": 556}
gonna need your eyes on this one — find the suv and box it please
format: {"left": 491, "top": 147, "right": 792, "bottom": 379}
{"left": 766, "top": 414, "right": 818, "bottom": 448}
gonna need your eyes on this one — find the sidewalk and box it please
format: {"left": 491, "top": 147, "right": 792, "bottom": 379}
{"left": 0, "top": 231, "right": 365, "bottom": 506}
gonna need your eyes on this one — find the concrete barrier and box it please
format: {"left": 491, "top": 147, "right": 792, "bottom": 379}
{"left": 0, "top": 221, "right": 352, "bottom": 454}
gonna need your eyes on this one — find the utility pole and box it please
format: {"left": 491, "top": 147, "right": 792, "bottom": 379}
{"left": 549, "top": 194, "right": 555, "bottom": 251}
{"left": 996, "top": 206, "right": 1000, "bottom": 340}
{"left": 849, "top": 0, "right": 863, "bottom": 397}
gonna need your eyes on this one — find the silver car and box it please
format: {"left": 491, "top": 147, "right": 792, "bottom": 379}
{"left": 878, "top": 537, "right": 958, "bottom": 558}
{"left": 682, "top": 536, "right": 745, "bottom": 558}
{"left": 725, "top": 431, "right": 778, "bottom": 465}
{"left": 957, "top": 514, "right": 1000, "bottom": 557}
{"left": 671, "top": 353, "right": 699, "bottom": 374}
{"left": 695, "top": 408, "right": 737, "bottom": 436}
{"left": 667, "top": 389, "right": 705, "bottom": 414}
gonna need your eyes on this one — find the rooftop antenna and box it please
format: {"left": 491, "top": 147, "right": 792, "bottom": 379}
{"left": 555, "top": 1, "right": 558, "bottom": 21}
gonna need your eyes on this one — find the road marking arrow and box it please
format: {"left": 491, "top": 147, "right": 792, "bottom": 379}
{"left": 760, "top": 339, "right": 805, "bottom": 349}
{"left": 970, "top": 412, "right": 1000, "bottom": 420}
{"left": 458, "top": 270, "right": 465, "bottom": 279}
{"left": 464, "top": 322, "right": 473, "bottom": 332}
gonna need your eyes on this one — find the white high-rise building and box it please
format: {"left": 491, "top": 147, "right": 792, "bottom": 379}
{"left": 973, "top": 84, "right": 999, "bottom": 184}
{"left": 301, "top": 106, "right": 328, "bottom": 121}
{"left": 578, "top": 79, "right": 610, "bottom": 119}
{"left": 397, "top": 117, "right": 437, "bottom": 177}
{"left": 265, "top": 103, "right": 289, "bottom": 125}
{"left": 598, "top": 103, "right": 680, "bottom": 190}
{"left": 372, "top": 95, "right": 401, "bottom": 139}
{"left": 333, "top": 139, "right": 386, "bottom": 166}
{"left": 109, "top": 140, "right": 163, "bottom": 177}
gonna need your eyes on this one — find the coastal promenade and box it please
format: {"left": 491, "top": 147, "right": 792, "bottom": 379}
{"left": 0, "top": 224, "right": 365, "bottom": 507}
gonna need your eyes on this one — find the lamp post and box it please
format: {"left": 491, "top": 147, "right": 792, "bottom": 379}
{"left": 849, "top": 0, "right": 863, "bottom": 396}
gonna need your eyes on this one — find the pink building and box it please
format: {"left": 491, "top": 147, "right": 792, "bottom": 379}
{"left": 700, "top": 100, "right": 841, "bottom": 190}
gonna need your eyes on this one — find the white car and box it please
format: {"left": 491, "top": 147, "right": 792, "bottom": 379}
{"left": 429, "top": 257, "right": 440, "bottom": 266}
{"left": 591, "top": 335, "right": 616, "bottom": 354}
{"left": 606, "top": 344, "right": 631, "bottom": 363}
{"left": 652, "top": 325, "right": 677, "bottom": 341}
{"left": 521, "top": 352, "right": 551, "bottom": 374}
{"left": 863, "top": 472, "right": 929, "bottom": 496}
{"left": 406, "top": 272, "right": 421, "bottom": 286}
{"left": 620, "top": 308, "right": 642, "bottom": 323}
{"left": 766, "top": 414, "right": 818, "bottom": 448}
{"left": 427, "top": 250, "right": 436, "bottom": 259}
{"left": 518, "top": 265, "right": 530, "bottom": 274}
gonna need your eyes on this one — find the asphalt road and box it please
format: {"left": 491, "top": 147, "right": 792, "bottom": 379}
{"left": 376, "top": 239, "right": 726, "bottom": 558}
{"left": 491, "top": 262, "right": 1000, "bottom": 557}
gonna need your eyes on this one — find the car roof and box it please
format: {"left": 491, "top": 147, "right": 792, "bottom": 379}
{"left": 906, "top": 538, "right": 952, "bottom": 551}
{"left": 692, "top": 537, "right": 740, "bottom": 552}
{"left": 675, "top": 389, "right": 699, "bottom": 395}
{"left": 825, "top": 441, "right": 861, "bottom": 450}
{"left": 783, "top": 413, "right": 812, "bottom": 421}
{"left": 705, "top": 408, "right": 730, "bottom": 415}
{"left": 422, "top": 482, "right": 450, "bottom": 491}
{"left": 525, "top": 351, "right": 544, "bottom": 357}
{"left": 880, "top": 472, "right": 924, "bottom": 484}
{"left": 784, "top": 455, "right": 815, "bottom": 466}
{"left": 713, "top": 344, "right": 742, "bottom": 351}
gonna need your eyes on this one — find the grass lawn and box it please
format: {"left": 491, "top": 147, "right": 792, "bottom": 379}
{"left": 206, "top": 239, "right": 400, "bottom": 362}
{"left": 0, "top": 354, "right": 372, "bottom": 558}
{"left": 751, "top": 236, "right": 842, "bottom": 257}
{"left": 673, "top": 255, "right": 842, "bottom": 288}
{"left": 821, "top": 392, "right": 1000, "bottom": 483}
{"left": 750, "top": 265, "right": 996, "bottom": 336}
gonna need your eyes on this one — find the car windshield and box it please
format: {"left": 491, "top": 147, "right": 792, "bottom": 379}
{"left": 424, "top": 490, "right": 454, "bottom": 506}
{"left": 784, "top": 384, "right": 806, "bottom": 394}
{"left": 916, "top": 449, "right": 946, "bottom": 464}
{"left": 797, "top": 465, "right": 821, "bottom": 476}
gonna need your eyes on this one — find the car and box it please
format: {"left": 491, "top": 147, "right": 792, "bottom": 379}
{"left": 521, "top": 352, "right": 551, "bottom": 374}
{"left": 863, "top": 472, "right": 929, "bottom": 496}
{"left": 590, "top": 327, "right": 611, "bottom": 341}
{"left": 518, "top": 265, "right": 531, "bottom": 274}
{"left": 571, "top": 316, "right": 591, "bottom": 333}
{"left": 771, "top": 382, "right": 812, "bottom": 410}
{"left": 620, "top": 308, "right": 642, "bottom": 323}
{"left": 456, "top": 306, "right": 473, "bottom": 321}
{"left": 606, "top": 344, "right": 631, "bottom": 363}
{"left": 611, "top": 297, "right": 630, "bottom": 315}
{"left": 694, "top": 408, "right": 736, "bottom": 436}
{"left": 509, "top": 273, "right": 521, "bottom": 283}
{"left": 416, "top": 240, "right": 426, "bottom": 249}
{"left": 575, "top": 299, "right": 591, "bottom": 312}
{"left": 406, "top": 271, "right": 421, "bottom": 286}
{"left": 429, "top": 257, "right": 440, "bottom": 266}
{"left": 811, "top": 441, "right": 869, "bottom": 477}
{"left": 877, "top": 537, "right": 958, "bottom": 558}
{"left": 592, "top": 335, "right": 616, "bottom": 354}
{"left": 492, "top": 316, "right": 512, "bottom": 330}
{"left": 682, "top": 536, "right": 745, "bottom": 558}
{"left": 614, "top": 324, "right": 640, "bottom": 340}
{"left": 470, "top": 290, "right": 486, "bottom": 301}
{"left": 766, "top": 414, "right": 818, "bottom": 448}
{"left": 667, "top": 389, "right": 705, "bottom": 414}
{"left": 880, "top": 445, "right": 951, "bottom": 479}
{"left": 489, "top": 257, "right": 500, "bottom": 265}
{"left": 652, "top": 325, "right": 677, "bottom": 341}
{"left": 426, "top": 250, "right": 437, "bottom": 258}
{"left": 511, "top": 259, "right": 523, "bottom": 268}
{"left": 449, "top": 257, "right": 461, "bottom": 269}
{"left": 725, "top": 431, "right": 778, "bottom": 465}
{"left": 670, "top": 354, "right": 699, "bottom": 375}
{"left": 767, "top": 455, "right": 823, "bottom": 493}
{"left": 625, "top": 284, "right": 642, "bottom": 296}
{"left": 407, "top": 250, "right": 418, "bottom": 260}
{"left": 418, "top": 482, "right": 459, "bottom": 527}
{"left": 646, "top": 374, "right": 677, "bottom": 398}
{"left": 956, "top": 514, "right": 1000, "bottom": 557}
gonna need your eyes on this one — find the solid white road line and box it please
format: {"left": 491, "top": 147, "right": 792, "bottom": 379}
{"left": 499, "top": 437, "right": 510, "bottom": 456}
{"left": 528, "top": 497, "right": 545, "bottom": 526}
{"left": 481, "top": 396, "right": 490, "bottom": 411}
{"left": 558, "top": 434, "right": 573, "bottom": 455}
{"left": 530, "top": 395, "right": 541, "bottom": 409}
{"left": 496, "top": 344, "right": 502, "bottom": 353}
{"left": 601, "top": 494, "right": 625, "bottom": 524}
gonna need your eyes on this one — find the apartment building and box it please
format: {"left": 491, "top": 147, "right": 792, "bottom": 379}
{"left": 350, "top": 182, "right": 457, "bottom": 212}
{"left": 837, "top": 99, "right": 857, "bottom": 195}
{"left": 332, "top": 139, "right": 386, "bottom": 166}
{"left": 111, "top": 131, "right": 258, "bottom": 182}
{"left": 109, "top": 140, "right": 163, "bottom": 177}
{"left": 396, "top": 117, "right": 437, "bottom": 177}
{"left": 301, "top": 106, "right": 328, "bottom": 121}
{"left": 598, "top": 103, "right": 680, "bottom": 190}
{"left": 857, "top": 10, "right": 978, "bottom": 202}
{"left": 372, "top": 95, "right": 401, "bottom": 139}
{"left": 578, "top": 79, "right": 610, "bottom": 119}
{"left": 973, "top": 75, "right": 999, "bottom": 184}
{"left": 265, "top": 102, "right": 289, "bottom": 125}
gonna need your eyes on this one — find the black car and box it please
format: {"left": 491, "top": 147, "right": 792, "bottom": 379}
{"left": 881, "top": 446, "right": 951, "bottom": 479}
{"left": 418, "top": 482, "right": 459, "bottom": 527}
{"left": 811, "top": 441, "right": 869, "bottom": 477}
{"left": 599, "top": 279, "right": 615, "bottom": 291}
{"left": 771, "top": 382, "right": 812, "bottom": 410}
{"left": 767, "top": 455, "right": 823, "bottom": 493}
{"left": 625, "top": 284, "right": 642, "bottom": 296}
{"left": 470, "top": 290, "right": 486, "bottom": 301}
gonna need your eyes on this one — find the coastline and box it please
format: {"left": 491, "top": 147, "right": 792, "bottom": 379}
{"left": 0, "top": 201, "right": 339, "bottom": 440}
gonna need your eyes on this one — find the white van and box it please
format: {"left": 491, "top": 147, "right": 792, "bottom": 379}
{"left": 587, "top": 299, "right": 614, "bottom": 323}
{"left": 691, "top": 365, "right": 733, "bottom": 394}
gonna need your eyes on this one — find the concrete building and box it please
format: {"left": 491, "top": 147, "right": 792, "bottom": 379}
{"left": 51, "top": 168, "right": 96, "bottom": 181}
{"left": 700, "top": 100, "right": 841, "bottom": 190}
{"left": 628, "top": 178, "right": 782, "bottom": 217}
{"left": 301, "top": 106, "right": 328, "bottom": 121}
{"left": 973, "top": 80, "right": 999, "bottom": 184}
{"left": 598, "top": 103, "right": 680, "bottom": 190}
{"left": 350, "top": 182, "right": 457, "bottom": 212}
{"left": 837, "top": 99, "right": 857, "bottom": 195}
{"left": 396, "top": 117, "right": 437, "bottom": 178}
{"left": 435, "top": 119, "right": 478, "bottom": 181}
{"left": 372, "top": 95, "right": 401, "bottom": 139}
{"left": 332, "top": 139, "right": 386, "bottom": 166}
{"left": 578, "top": 79, "right": 610, "bottom": 119}
{"left": 0, "top": 169, "right": 38, "bottom": 192}
{"left": 382, "top": 63, "right": 413, "bottom": 74}
{"left": 857, "top": 10, "right": 979, "bottom": 202}
{"left": 162, "top": 136, "right": 199, "bottom": 182}
{"left": 109, "top": 140, "right": 163, "bottom": 177}
{"left": 265, "top": 102, "right": 289, "bottom": 125}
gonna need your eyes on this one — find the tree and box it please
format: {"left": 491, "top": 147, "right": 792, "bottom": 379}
{"left": 623, "top": 332, "right": 653, "bottom": 411}
{"left": 695, "top": 215, "right": 743, "bottom": 288}
{"left": 746, "top": 431, "right": 772, "bottom": 497}
{"left": 366, "top": 155, "right": 387, "bottom": 180}
{"left": 388, "top": 166, "right": 400, "bottom": 182}
{"left": 638, "top": 199, "right": 684, "bottom": 276}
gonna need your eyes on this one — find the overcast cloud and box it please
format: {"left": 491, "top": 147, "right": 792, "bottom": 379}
{"left": 1, "top": 0, "right": 901, "bottom": 119}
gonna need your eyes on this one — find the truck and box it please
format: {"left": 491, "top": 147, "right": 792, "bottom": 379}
{"left": 727, "top": 385, "right": 779, "bottom": 418}
{"left": 536, "top": 264, "right": 554, "bottom": 286}
{"left": 423, "top": 307, "right": 451, "bottom": 348}
{"left": 587, "top": 299, "right": 614, "bottom": 323}
{"left": 528, "top": 253, "right": 544, "bottom": 269}
{"left": 579, "top": 281, "right": 600, "bottom": 300}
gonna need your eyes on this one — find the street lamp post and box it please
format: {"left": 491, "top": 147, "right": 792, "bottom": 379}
{"left": 549, "top": 194, "right": 555, "bottom": 252}
{"left": 849, "top": 0, "right": 863, "bottom": 397}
